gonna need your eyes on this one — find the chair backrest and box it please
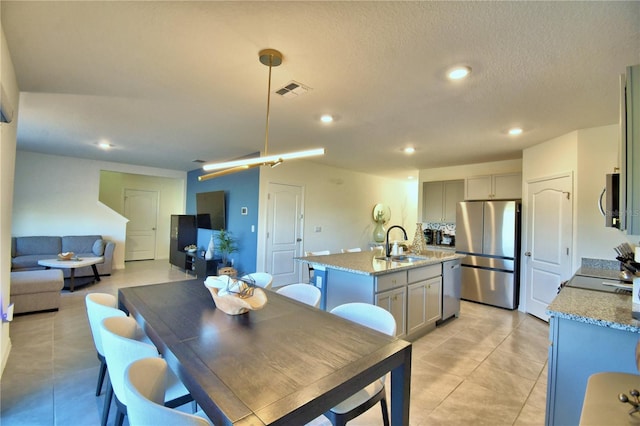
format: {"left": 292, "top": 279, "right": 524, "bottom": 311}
{"left": 276, "top": 283, "right": 322, "bottom": 308}
{"left": 306, "top": 250, "right": 330, "bottom": 256}
{"left": 341, "top": 248, "right": 362, "bottom": 253}
{"left": 242, "top": 272, "right": 273, "bottom": 290}
{"left": 125, "top": 358, "right": 210, "bottom": 426}
{"left": 86, "top": 293, "right": 126, "bottom": 356}
{"left": 101, "top": 316, "right": 159, "bottom": 402}
{"left": 330, "top": 303, "right": 396, "bottom": 336}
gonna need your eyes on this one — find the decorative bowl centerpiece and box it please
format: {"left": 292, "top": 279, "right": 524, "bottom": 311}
{"left": 184, "top": 244, "right": 197, "bottom": 253}
{"left": 58, "top": 252, "right": 75, "bottom": 261}
{"left": 204, "top": 275, "right": 267, "bottom": 315}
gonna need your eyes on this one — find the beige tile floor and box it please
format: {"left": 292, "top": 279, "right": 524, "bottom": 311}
{"left": 0, "top": 259, "right": 549, "bottom": 425}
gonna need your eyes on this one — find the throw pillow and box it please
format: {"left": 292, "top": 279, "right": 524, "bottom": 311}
{"left": 92, "top": 239, "right": 105, "bottom": 256}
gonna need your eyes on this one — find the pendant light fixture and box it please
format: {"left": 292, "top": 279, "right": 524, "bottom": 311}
{"left": 199, "top": 49, "right": 325, "bottom": 181}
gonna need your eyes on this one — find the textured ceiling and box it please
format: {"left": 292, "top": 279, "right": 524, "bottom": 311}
{"left": 2, "top": 1, "right": 639, "bottom": 179}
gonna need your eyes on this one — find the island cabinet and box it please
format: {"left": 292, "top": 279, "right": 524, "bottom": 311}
{"left": 325, "top": 264, "right": 442, "bottom": 340}
{"left": 546, "top": 287, "right": 640, "bottom": 426}
{"left": 465, "top": 172, "right": 521, "bottom": 200}
{"left": 406, "top": 266, "right": 442, "bottom": 335}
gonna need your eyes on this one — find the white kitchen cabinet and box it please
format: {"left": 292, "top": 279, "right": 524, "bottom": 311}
{"left": 407, "top": 277, "right": 442, "bottom": 335}
{"left": 406, "top": 264, "right": 442, "bottom": 336}
{"left": 465, "top": 172, "right": 521, "bottom": 200}
{"left": 376, "top": 287, "right": 407, "bottom": 338}
{"left": 425, "top": 277, "right": 443, "bottom": 324}
{"left": 623, "top": 64, "right": 640, "bottom": 234}
{"left": 422, "top": 180, "right": 464, "bottom": 222}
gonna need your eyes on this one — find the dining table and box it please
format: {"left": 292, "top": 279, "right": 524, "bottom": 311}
{"left": 118, "top": 278, "right": 412, "bottom": 426}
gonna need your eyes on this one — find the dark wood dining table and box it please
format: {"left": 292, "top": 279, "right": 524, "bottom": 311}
{"left": 118, "top": 279, "right": 412, "bottom": 426}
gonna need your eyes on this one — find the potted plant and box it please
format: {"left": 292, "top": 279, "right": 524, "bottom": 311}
{"left": 216, "top": 229, "right": 238, "bottom": 266}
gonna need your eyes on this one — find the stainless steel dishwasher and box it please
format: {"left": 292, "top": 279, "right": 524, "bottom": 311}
{"left": 439, "top": 258, "right": 461, "bottom": 324}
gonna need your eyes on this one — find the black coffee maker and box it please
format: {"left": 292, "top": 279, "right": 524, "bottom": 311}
{"left": 423, "top": 229, "right": 434, "bottom": 245}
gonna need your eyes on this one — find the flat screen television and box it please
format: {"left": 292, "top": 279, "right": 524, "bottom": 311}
{"left": 196, "top": 190, "right": 226, "bottom": 230}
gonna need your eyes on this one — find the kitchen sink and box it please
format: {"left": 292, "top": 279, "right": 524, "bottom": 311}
{"left": 375, "top": 255, "right": 428, "bottom": 263}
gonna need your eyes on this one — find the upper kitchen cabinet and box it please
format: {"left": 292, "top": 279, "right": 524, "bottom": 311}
{"left": 623, "top": 64, "right": 640, "bottom": 234}
{"left": 465, "top": 172, "right": 522, "bottom": 200}
{"left": 422, "top": 180, "right": 464, "bottom": 222}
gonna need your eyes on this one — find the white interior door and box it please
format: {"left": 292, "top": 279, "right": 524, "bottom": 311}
{"left": 265, "top": 183, "right": 303, "bottom": 287}
{"left": 524, "top": 175, "right": 573, "bottom": 321}
{"left": 124, "top": 189, "right": 158, "bottom": 261}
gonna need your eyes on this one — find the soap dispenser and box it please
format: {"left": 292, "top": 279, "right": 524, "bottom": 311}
{"left": 391, "top": 241, "right": 399, "bottom": 256}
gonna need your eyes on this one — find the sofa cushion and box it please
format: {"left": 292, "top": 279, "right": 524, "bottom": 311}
{"left": 62, "top": 235, "right": 101, "bottom": 254}
{"left": 92, "top": 239, "right": 105, "bottom": 256}
{"left": 11, "top": 255, "right": 50, "bottom": 271}
{"left": 11, "top": 270, "right": 64, "bottom": 295}
{"left": 14, "top": 236, "right": 61, "bottom": 257}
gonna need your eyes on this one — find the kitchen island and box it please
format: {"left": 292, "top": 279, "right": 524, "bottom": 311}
{"left": 545, "top": 281, "right": 640, "bottom": 426}
{"left": 297, "top": 248, "right": 465, "bottom": 340}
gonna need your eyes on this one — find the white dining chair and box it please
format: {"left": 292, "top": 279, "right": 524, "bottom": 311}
{"left": 86, "top": 293, "right": 156, "bottom": 425}
{"left": 241, "top": 272, "right": 273, "bottom": 290}
{"left": 100, "top": 316, "right": 194, "bottom": 426}
{"left": 125, "top": 357, "right": 213, "bottom": 426}
{"left": 305, "top": 250, "right": 330, "bottom": 283}
{"left": 276, "top": 283, "right": 322, "bottom": 308}
{"left": 85, "top": 293, "right": 125, "bottom": 398}
{"left": 326, "top": 303, "right": 396, "bottom": 426}
{"left": 340, "top": 248, "right": 362, "bottom": 253}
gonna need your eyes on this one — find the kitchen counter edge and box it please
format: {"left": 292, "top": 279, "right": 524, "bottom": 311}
{"left": 546, "top": 286, "right": 640, "bottom": 333}
{"left": 296, "top": 250, "right": 465, "bottom": 277}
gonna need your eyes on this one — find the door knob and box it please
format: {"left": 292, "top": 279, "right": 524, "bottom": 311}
{"left": 296, "top": 238, "right": 302, "bottom": 242}
{"left": 524, "top": 251, "right": 531, "bottom": 256}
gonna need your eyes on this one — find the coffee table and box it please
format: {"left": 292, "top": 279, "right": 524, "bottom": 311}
{"left": 38, "top": 256, "right": 102, "bottom": 292}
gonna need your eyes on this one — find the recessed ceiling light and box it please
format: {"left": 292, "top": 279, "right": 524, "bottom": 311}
{"left": 508, "top": 127, "right": 523, "bottom": 136}
{"left": 403, "top": 146, "right": 416, "bottom": 154}
{"left": 408, "top": 176, "right": 415, "bottom": 180}
{"left": 98, "top": 141, "right": 112, "bottom": 150}
{"left": 320, "top": 114, "right": 333, "bottom": 123}
{"left": 447, "top": 66, "right": 471, "bottom": 80}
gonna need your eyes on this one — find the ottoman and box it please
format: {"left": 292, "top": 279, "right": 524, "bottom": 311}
{"left": 10, "top": 270, "right": 64, "bottom": 314}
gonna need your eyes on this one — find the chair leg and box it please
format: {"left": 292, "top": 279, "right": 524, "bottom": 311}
{"left": 96, "top": 358, "right": 107, "bottom": 396}
{"left": 380, "top": 397, "right": 390, "bottom": 426}
{"left": 101, "top": 378, "right": 113, "bottom": 426}
{"left": 114, "top": 408, "right": 125, "bottom": 426}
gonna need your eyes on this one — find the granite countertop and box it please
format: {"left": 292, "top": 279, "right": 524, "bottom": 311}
{"left": 296, "top": 248, "right": 465, "bottom": 276}
{"left": 547, "top": 284, "right": 640, "bottom": 333}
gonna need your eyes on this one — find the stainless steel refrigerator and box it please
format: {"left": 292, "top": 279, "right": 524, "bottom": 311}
{"left": 455, "top": 200, "right": 521, "bottom": 309}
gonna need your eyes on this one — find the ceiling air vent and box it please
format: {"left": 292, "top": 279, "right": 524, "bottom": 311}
{"left": 275, "top": 81, "right": 311, "bottom": 99}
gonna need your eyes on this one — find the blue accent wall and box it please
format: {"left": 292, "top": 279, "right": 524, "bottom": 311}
{"left": 186, "top": 168, "right": 260, "bottom": 274}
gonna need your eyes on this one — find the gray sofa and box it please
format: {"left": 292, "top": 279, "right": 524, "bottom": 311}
{"left": 11, "top": 235, "right": 115, "bottom": 278}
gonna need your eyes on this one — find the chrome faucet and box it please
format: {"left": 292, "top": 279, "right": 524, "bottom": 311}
{"left": 385, "top": 225, "right": 408, "bottom": 258}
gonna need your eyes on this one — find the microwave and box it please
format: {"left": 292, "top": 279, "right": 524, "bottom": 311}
{"left": 599, "top": 173, "right": 620, "bottom": 228}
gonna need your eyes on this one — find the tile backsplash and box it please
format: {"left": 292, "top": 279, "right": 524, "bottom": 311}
{"left": 422, "top": 222, "right": 456, "bottom": 235}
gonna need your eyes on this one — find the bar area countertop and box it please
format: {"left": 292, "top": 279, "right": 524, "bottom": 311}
{"left": 546, "top": 286, "right": 640, "bottom": 332}
{"left": 297, "top": 247, "right": 465, "bottom": 276}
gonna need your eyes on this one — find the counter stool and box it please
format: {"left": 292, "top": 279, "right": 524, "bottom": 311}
{"left": 580, "top": 341, "right": 640, "bottom": 425}
{"left": 305, "top": 250, "right": 330, "bottom": 283}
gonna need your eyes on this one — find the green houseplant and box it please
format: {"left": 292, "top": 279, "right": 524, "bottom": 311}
{"left": 216, "top": 229, "right": 238, "bottom": 266}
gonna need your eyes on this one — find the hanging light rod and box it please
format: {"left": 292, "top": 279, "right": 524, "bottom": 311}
{"left": 199, "top": 48, "right": 325, "bottom": 182}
